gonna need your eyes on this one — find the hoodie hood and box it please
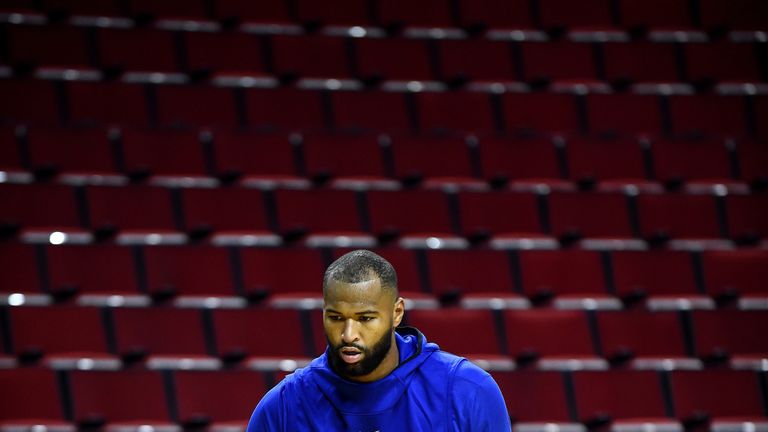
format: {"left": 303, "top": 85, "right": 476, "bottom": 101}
{"left": 304, "top": 326, "right": 439, "bottom": 415}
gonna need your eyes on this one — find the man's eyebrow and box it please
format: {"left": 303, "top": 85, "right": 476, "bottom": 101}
{"left": 324, "top": 309, "right": 379, "bottom": 315}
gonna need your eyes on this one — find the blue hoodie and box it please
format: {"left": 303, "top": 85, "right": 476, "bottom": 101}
{"left": 247, "top": 327, "right": 511, "bottom": 431}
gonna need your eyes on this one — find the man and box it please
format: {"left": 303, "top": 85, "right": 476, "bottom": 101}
{"left": 247, "top": 249, "right": 511, "bottom": 431}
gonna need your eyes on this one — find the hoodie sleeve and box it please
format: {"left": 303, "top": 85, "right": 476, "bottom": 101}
{"left": 246, "top": 384, "right": 284, "bottom": 432}
{"left": 452, "top": 361, "right": 512, "bottom": 432}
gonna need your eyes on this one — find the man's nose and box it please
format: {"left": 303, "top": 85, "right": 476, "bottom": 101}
{"left": 341, "top": 319, "right": 359, "bottom": 344}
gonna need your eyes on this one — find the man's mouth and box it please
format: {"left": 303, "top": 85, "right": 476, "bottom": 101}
{"left": 339, "top": 347, "right": 363, "bottom": 364}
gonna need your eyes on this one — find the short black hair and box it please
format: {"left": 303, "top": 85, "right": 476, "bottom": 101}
{"left": 323, "top": 250, "right": 398, "bottom": 299}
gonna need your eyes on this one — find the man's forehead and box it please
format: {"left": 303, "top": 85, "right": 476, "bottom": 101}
{"left": 324, "top": 278, "right": 390, "bottom": 308}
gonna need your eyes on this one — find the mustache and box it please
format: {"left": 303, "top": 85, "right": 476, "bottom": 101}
{"left": 336, "top": 343, "right": 365, "bottom": 351}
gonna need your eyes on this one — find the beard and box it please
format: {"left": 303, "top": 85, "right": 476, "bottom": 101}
{"left": 326, "top": 327, "right": 394, "bottom": 379}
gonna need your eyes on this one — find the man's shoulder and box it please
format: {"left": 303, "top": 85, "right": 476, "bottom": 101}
{"left": 423, "top": 349, "right": 493, "bottom": 389}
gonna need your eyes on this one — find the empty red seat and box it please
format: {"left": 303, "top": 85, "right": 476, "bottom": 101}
{"left": 652, "top": 137, "right": 732, "bottom": 183}
{"left": 390, "top": 135, "right": 474, "bottom": 181}
{"left": 0, "top": 79, "right": 59, "bottom": 126}
{"left": 502, "top": 92, "right": 580, "bottom": 134}
{"left": 377, "top": 0, "right": 453, "bottom": 28}
{"left": 67, "top": 81, "right": 149, "bottom": 128}
{"left": 185, "top": 32, "right": 266, "bottom": 76}
{"left": 755, "top": 95, "right": 768, "bottom": 141}
{"left": 182, "top": 187, "right": 272, "bottom": 234}
{"left": 356, "top": 38, "right": 434, "bottom": 82}
{"left": 438, "top": 39, "right": 517, "bottom": 83}
{"left": 367, "top": 189, "right": 455, "bottom": 237}
{"left": 725, "top": 195, "right": 768, "bottom": 240}
{"left": 538, "top": 0, "right": 614, "bottom": 29}
{"left": 491, "top": 371, "right": 571, "bottom": 424}
{"left": 612, "top": 250, "right": 700, "bottom": 302}
{"left": 213, "top": 0, "right": 292, "bottom": 23}
{"left": 46, "top": 244, "right": 140, "bottom": 298}
{"left": 457, "top": 190, "right": 543, "bottom": 238}
{"left": 302, "top": 134, "right": 387, "bottom": 180}
{"left": 737, "top": 140, "right": 768, "bottom": 183}
{"left": 572, "top": 371, "right": 671, "bottom": 425}
{"left": 43, "top": 0, "right": 126, "bottom": 17}
{"left": 667, "top": 94, "right": 748, "bottom": 137}
{"left": 702, "top": 250, "right": 768, "bottom": 300}
{"left": 129, "top": 0, "right": 208, "bottom": 20}
{"left": 566, "top": 136, "right": 648, "bottom": 183}
{"left": 0, "top": 243, "right": 42, "bottom": 296}
{"left": 272, "top": 35, "right": 352, "bottom": 80}
{"left": 175, "top": 370, "right": 268, "bottom": 427}
{"left": 587, "top": 93, "right": 663, "bottom": 135}
{"left": 406, "top": 309, "right": 504, "bottom": 358}
{"left": 113, "top": 307, "right": 209, "bottom": 358}
{"left": 245, "top": 88, "right": 326, "bottom": 131}
{"left": 457, "top": 0, "right": 534, "bottom": 29}
{"left": 692, "top": 310, "right": 768, "bottom": 359}
{"left": 156, "top": 85, "right": 239, "bottom": 129}
{"left": 212, "top": 308, "right": 308, "bottom": 359}
{"left": 211, "top": 131, "right": 299, "bottom": 181}
{"left": 597, "top": 310, "right": 688, "bottom": 361}
{"left": 517, "top": 250, "right": 608, "bottom": 301}
{"left": 670, "top": 370, "right": 766, "bottom": 425}
{"left": 618, "top": 0, "right": 693, "bottom": 30}
{"left": 0, "top": 183, "right": 82, "bottom": 232}
{"left": 686, "top": 41, "right": 762, "bottom": 84}
{"left": 143, "top": 245, "right": 237, "bottom": 298}
{"left": 121, "top": 128, "right": 208, "bottom": 178}
{"left": 637, "top": 194, "right": 721, "bottom": 240}
{"left": 331, "top": 90, "right": 411, "bottom": 133}
{"left": 0, "top": 126, "right": 23, "bottom": 173}
{"left": 520, "top": 41, "right": 597, "bottom": 82}
{"left": 699, "top": 0, "right": 768, "bottom": 31}
{"left": 0, "top": 368, "right": 69, "bottom": 429}
{"left": 240, "top": 248, "right": 326, "bottom": 297}
{"left": 86, "top": 185, "right": 178, "bottom": 233}
{"left": 416, "top": 91, "right": 496, "bottom": 133}
{"left": 26, "top": 127, "right": 117, "bottom": 177}
{"left": 295, "top": 0, "right": 370, "bottom": 26}
{"left": 6, "top": 24, "right": 91, "bottom": 69}
{"left": 97, "top": 28, "right": 178, "bottom": 73}
{"left": 602, "top": 41, "right": 680, "bottom": 84}
{"left": 70, "top": 370, "right": 173, "bottom": 427}
{"left": 426, "top": 249, "right": 519, "bottom": 298}
{"left": 503, "top": 310, "right": 598, "bottom": 364}
{"left": 274, "top": 188, "right": 364, "bottom": 235}
{"left": 9, "top": 306, "right": 111, "bottom": 360}
{"left": 478, "top": 136, "right": 561, "bottom": 181}
{"left": 548, "top": 191, "right": 634, "bottom": 238}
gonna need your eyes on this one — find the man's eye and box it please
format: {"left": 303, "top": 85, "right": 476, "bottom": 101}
{"left": 328, "top": 315, "right": 343, "bottom": 321}
{"left": 359, "top": 316, "right": 374, "bottom": 322}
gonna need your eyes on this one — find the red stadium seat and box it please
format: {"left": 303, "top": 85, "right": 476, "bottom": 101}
{"left": 6, "top": 24, "right": 91, "bottom": 69}
{"left": 548, "top": 191, "right": 635, "bottom": 239}
{"left": 244, "top": 88, "right": 326, "bottom": 132}
{"left": 86, "top": 185, "right": 181, "bottom": 239}
{"left": 185, "top": 32, "right": 266, "bottom": 76}
{"left": 602, "top": 41, "right": 680, "bottom": 84}
{"left": 97, "top": 28, "right": 179, "bottom": 73}
{"left": 572, "top": 370, "right": 674, "bottom": 427}
{"left": 597, "top": 310, "right": 689, "bottom": 365}
{"left": 181, "top": 187, "right": 273, "bottom": 237}
{"left": 667, "top": 94, "right": 748, "bottom": 137}
{"left": 0, "top": 126, "right": 24, "bottom": 174}
{"left": 686, "top": 41, "right": 762, "bottom": 84}
{"left": 175, "top": 370, "right": 268, "bottom": 427}
{"left": 538, "top": 0, "right": 614, "bottom": 29}
{"left": 211, "top": 131, "right": 301, "bottom": 183}
{"left": 331, "top": 90, "right": 411, "bottom": 133}
{"left": 213, "top": 0, "right": 292, "bottom": 23}
{"left": 699, "top": 0, "right": 768, "bottom": 31}
{"left": 0, "top": 183, "right": 83, "bottom": 234}
{"left": 517, "top": 250, "right": 611, "bottom": 305}
{"left": 367, "top": 189, "right": 457, "bottom": 239}
{"left": 272, "top": 35, "right": 352, "bottom": 80}
{"left": 239, "top": 248, "right": 326, "bottom": 298}
{"left": 390, "top": 135, "right": 475, "bottom": 181}
{"left": 737, "top": 140, "right": 768, "bottom": 183}
{"left": 155, "top": 85, "right": 239, "bottom": 129}
{"left": 70, "top": 370, "right": 174, "bottom": 427}
{"left": 491, "top": 371, "right": 572, "bottom": 424}
{"left": 692, "top": 310, "right": 768, "bottom": 360}
{"left": 438, "top": 39, "right": 517, "bottom": 83}
{"left": 725, "top": 195, "right": 768, "bottom": 241}
{"left": 46, "top": 244, "right": 141, "bottom": 299}
{"left": 295, "top": 0, "right": 370, "bottom": 26}
{"left": 415, "top": 91, "right": 496, "bottom": 134}
{"left": 212, "top": 308, "right": 309, "bottom": 363}
{"left": 502, "top": 92, "right": 580, "bottom": 134}
{"left": 129, "top": 0, "right": 208, "bottom": 20}
{"left": 457, "top": 0, "right": 534, "bottom": 29}
{"left": 520, "top": 41, "right": 597, "bottom": 83}
{"left": 302, "top": 133, "right": 388, "bottom": 181}
{"left": 566, "top": 136, "right": 648, "bottom": 183}
{"left": 377, "top": 0, "right": 454, "bottom": 28}
{"left": 26, "top": 127, "right": 118, "bottom": 178}
{"left": 426, "top": 249, "right": 515, "bottom": 296}
{"left": 702, "top": 250, "right": 768, "bottom": 304}
{"left": 478, "top": 136, "right": 561, "bottom": 182}
{"left": 43, "top": 0, "right": 126, "bottom": 17}
{"left": 121, "top": 128, "right": 208, "bottom": 179}
{"left": 273, "top": 188, "right": 367, "bottom": 240}
{"left": 503, "top": 310, "right": 603, "bottom": 368}
{"left": 112, "top": 307, "right": 210, "bottom": 361}
{"left": 637, "top": 193, "right": 722, "bottom": 240}
{"left": 651, "top": 137, "right": 733, "bottom": 184}
{"left": 0, "top": 79, "right": 59, "bottom": 126}
{"left": 66, "top": 81, "right": 149, "bottom": 128}
{"left": 457, "top": 190, "right": 543, "bottom": 238}
{"left": 9, "top": 306, "right": 113, "bottom": 363}
{"left": 0, "top": 368, "right": 71, "bottom": 430}
{"left": 143, "top": 245, "right": 238, "bottom": 299}
{"left": 612, "top": 250, "right": 705, "bottom": 308}
{"left": 355, "top": 38, "right": 434, "bottom": 82}
{"left": 617, "top": 0, "right": 694, "bottom": 30}
{"left": 0, "top": 243, "right": 43, "bottom": 297}
{"left": 586, "top": 93, "right": 663, "bottom": 136}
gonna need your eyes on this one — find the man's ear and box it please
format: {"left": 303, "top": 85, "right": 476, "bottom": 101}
{"left": 392, "top": 297, "right": 405, "bottom": 327}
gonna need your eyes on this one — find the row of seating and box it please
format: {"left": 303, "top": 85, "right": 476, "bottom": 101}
{"left": 1, "top": 307, "right": 766, "bottom": 368}
{"left": 2, "top": 183, "right": 766, "bottom": 246}
{"left": 4, "top": 25, "right": 767, "bottom": 85}
{"left": 2, "top": 367, "right": 766, "bottom": 432}
{"left": 2, "top": 244, "right": 766, "bottom": 309}
{"left": 3, "top": 79, "right": 768, "bottom": 138}
{"left": 3, "top": 127, "right": 767, "bottom": 186}
{"left": 4, "top": 0, "right": 767, "bottom": 32}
